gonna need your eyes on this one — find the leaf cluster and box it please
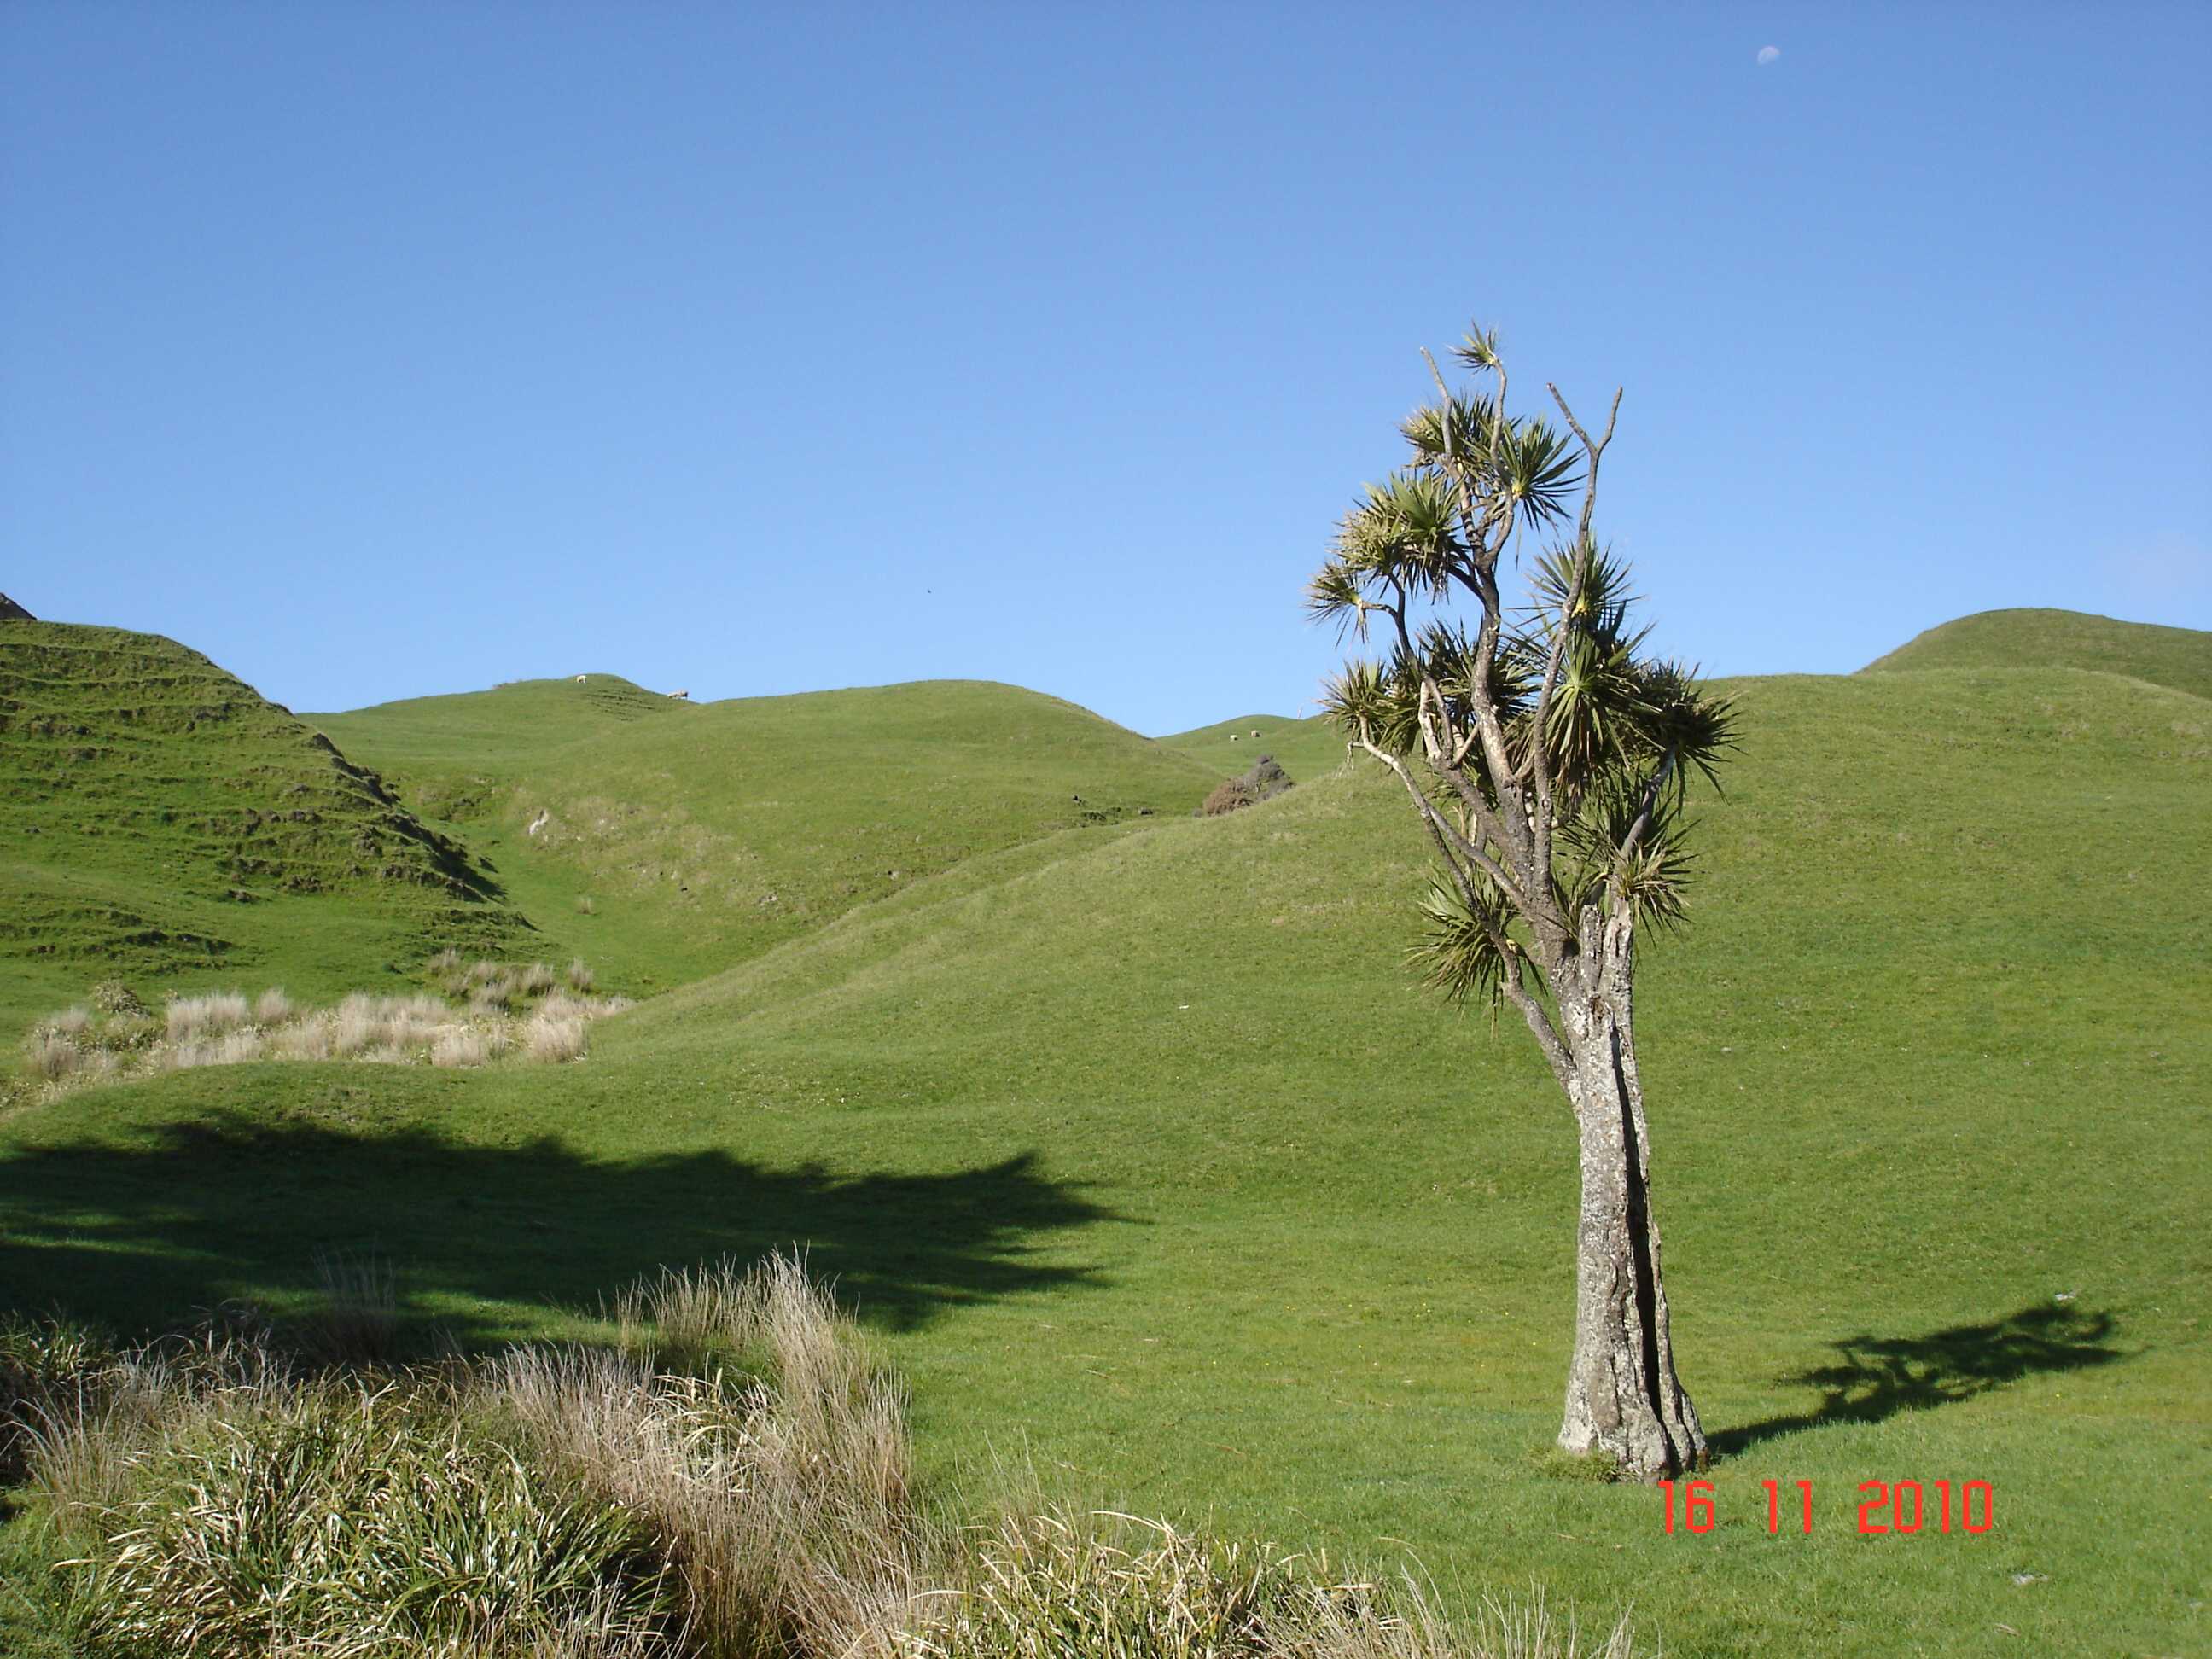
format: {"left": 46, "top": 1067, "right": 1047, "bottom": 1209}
{"left": 1312, "top": 323, "right": 1738, "bottom": 1011}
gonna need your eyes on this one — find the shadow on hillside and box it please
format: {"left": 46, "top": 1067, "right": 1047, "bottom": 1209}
{"left": 1713, "top": 1303, "right": 2124, "bottom": 1456}
{"left": 0, "top": 1109, "right": 1123, "bottom": 1345}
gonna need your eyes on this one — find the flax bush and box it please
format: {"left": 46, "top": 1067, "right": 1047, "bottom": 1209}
{"left": 78, "top": 1382, "right": 675, "bottom": 1656}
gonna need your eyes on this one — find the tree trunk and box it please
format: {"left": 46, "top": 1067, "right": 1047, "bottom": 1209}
{"left": 1556, "top": 913, "right": 1706, "bottom": 1480}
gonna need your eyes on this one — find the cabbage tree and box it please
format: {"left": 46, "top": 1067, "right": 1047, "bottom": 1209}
{"left": 1309, "top": 326, "right": 1734, "bottom": 1480}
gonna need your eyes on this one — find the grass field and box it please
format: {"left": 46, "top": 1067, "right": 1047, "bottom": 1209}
{"left": 3, "top": 614, "right": 2208, "bottom": 1655}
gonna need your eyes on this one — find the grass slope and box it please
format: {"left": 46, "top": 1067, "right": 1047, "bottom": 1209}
{"left": 5, "top": 637, "right": 2205, "bottom": 1652}
{"left": 0, "top": 624, "right": 527, "bottom": 1029}
{"left": 1158, "top": 711, "right": 1347, "bottom": 790}
{"left": 1863, "top": 607, "right": 2212, "bottom": 701}
{"left": 314, "top": 677, "right": 1220, "bottom": 991}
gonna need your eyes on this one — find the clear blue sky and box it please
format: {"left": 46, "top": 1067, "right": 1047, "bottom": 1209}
{"left": 5, "top": 3, "right": 2207, "bottom": 734}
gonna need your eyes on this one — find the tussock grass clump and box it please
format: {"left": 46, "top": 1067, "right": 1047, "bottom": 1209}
{"left": 163, "top": 990, "right": 248, "bottom": 1044}
{"left": 568, "top": 957, "right": 596, "bottom": 992}
{"left": 526, "top": 1010, "right": 590, "bottom": 1064}
{"left": 48, "top": 1005, "right": 92, "bottom": 1039}
{"left": 574, "top": 894, "right": 597, "bottom": 915}
{"left": 24, "top": 1028, "right": 80, "bottom": 1081}
{"left": 920, "top": 1514, "right": 1633, "bottom": 1658}
{"left": 82, "top": 1381, "right": 675, "bottom": 1656}
{"left": 508, "top": 1254, "right": 923, "bottom": 1657}
{"left": 519, "top": 960, "right": 558, "bottom": 996}
{"left": 926, "top": 1510, "right": 1306, "bottom": 1656}
{"left": 272, "top": 1016, "right": 335, "bottom": 1060}
{"left": 2, "top": 1313, "right": 122, "bottom": 1484}
{"left": 253, "top": 985, "right": 294, "bottom": 1025}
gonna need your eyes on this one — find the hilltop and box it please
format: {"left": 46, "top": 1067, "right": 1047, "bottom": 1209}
{"left": 0, "top": 624, "right": 527, "bottom": 1026}
{"left": 1862, "top": 606, "right": 2212, "bottom": 701}
{"left": 312, "top": 676, "right": 1220, "bottom": 990}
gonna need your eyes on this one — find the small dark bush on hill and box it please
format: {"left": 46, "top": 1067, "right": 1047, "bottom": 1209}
{"left": 1202, "top": 754, "right": 1295, "bottom": 816}
{"left": 1202, "top": 779, "right": 1254, "bottom": 816}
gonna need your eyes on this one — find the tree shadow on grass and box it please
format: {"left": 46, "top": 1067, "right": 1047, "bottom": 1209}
{"left": 1712, "top": 1303, "right": 2125, "bottom": 1457}
{"left": 0, "top": 1108, "right": 1126, "bottom": 1347}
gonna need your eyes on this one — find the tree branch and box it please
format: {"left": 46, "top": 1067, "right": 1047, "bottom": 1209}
{"left": 1356, "top": 736, "right": 1532, "bottom": 913}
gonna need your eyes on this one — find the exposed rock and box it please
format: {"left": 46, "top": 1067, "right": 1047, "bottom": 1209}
{"left": 1243, "top": 754, "right": 1291, "bottom": 799}
{"left": 1201, "top": 754, "right": 1295, "bottom": 818}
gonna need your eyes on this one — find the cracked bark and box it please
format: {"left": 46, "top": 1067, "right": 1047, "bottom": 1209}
{"left": 1555, "top": 910, "right": 1706, "bottom": 1479}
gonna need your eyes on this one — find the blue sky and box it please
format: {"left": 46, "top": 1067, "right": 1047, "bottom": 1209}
{"left": 5, "top": 3, "right": 2207, "bottom": 735}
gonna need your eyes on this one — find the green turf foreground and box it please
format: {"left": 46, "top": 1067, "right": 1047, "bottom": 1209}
{"left": 3, "top": 615, "right": 2208, "bottom": 1655}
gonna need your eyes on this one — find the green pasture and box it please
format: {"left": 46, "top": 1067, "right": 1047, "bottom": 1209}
{"left": 2, "top": 614, "right": 2208, "bottom": 1655}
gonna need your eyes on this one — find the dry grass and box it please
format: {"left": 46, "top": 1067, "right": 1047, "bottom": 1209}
{"left": 506, "top": 1254, "right": 923, "bottom": 1656}
{"left": 272, "top": 1016, "right": 335, "bottom": 1060}
{"left": 161, "top": 1028, "right": 265, "bottom": 1070}
{"left": 568, "top": 958, "right": 596, "bottom": 993}
{"left": 163, "top": 990, "right": 249, "bottom": 1044}
{"left": 24, "top": 1028, "right": 79, "bottom": 1080}
{"left": 18, "top": 972, "right": 625, "bottom": 1098}
{"left": 434, "top": 1027, "right": 490, "bottom": 1068}
{"left": 525, "top": 1010, "right": 590, "bottom": 1063}
{"left": 519, "top": 961, "right": 559, "bottom": 996}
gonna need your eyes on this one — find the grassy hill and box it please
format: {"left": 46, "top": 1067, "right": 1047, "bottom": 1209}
{"left": 1158, "top": 710, "right": 1345, "bottom": 785}
{"left": 312, "top": 677, "right": 1220, "bottom": 991}
{"left": 4, "top": 613, "right": 2206, "bottom": 1653}
{"left": 1863, "top": 606, "right": 2212, "bottom": 701}
{"left": 0, "top": 624, "right": 529, "bottom": 1028}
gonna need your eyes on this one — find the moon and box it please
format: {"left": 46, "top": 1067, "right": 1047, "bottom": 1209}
{"left": 1756, "top": 45, "right": 1781, "bottom": 66}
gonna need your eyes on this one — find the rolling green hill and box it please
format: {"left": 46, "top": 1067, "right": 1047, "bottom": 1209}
{"left": 1863, "top": 606, "right": 2212, "bottom": 701}
{"left": 1157, "top": 710, "right": 1346, "bottom": 786}
{"left": 3, "top": 609, "right": 2208, "bottom": 1653}
{"left": 312, "top": 677, "right": 1220, "bottom": 991}
{"left": 0, "top": 624, "right": 528, "bottom": 1027}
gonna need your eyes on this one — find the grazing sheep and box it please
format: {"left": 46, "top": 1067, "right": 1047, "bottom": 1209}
{"left": 669, "top": 689, "right": 690, "bottom": 699}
